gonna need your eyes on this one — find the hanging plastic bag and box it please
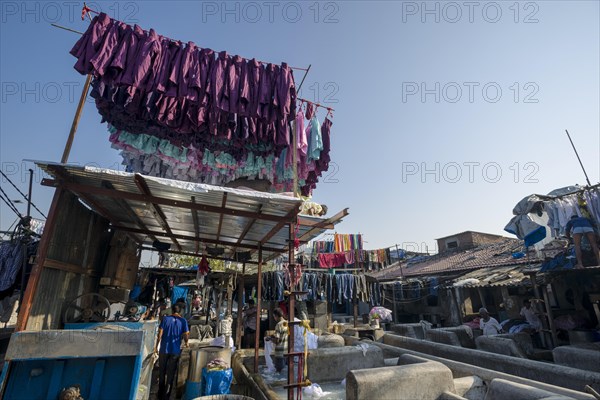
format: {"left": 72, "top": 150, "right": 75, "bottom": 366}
{"left": 201, "top": 367, "right": 233, "bottom": 395}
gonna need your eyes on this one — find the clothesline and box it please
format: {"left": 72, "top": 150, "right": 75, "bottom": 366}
{"left": 79, "top": 4, "right": 310, "bottom": 72}
{"left": 297, "top": 97, "right": 336, "bottom": 112}
{"left": 534, "top": 183, "right": 600, "bottom": 201}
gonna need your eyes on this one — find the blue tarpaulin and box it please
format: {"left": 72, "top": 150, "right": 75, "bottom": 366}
{"left": 201, "top": 368, "right": 233, "bottom": 395}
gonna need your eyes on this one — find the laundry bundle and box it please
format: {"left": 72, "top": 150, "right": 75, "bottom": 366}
{"left": 70, "top": 13, "right": 333, "bottom": 195}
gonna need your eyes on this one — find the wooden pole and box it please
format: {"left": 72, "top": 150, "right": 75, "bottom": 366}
{"left": 226, "top": 278, "right": 234, "bottom": 346}
{"left": 541, "top": 283, "right": 559, "bottom": 348}
{"left": 391, "top": 283, "right": 397, "bottom": 324}
{"left": 236, "top": 263, "right": 246, "bottom": 349}
{"left": 61, "top": 2, "right": 94, "bottom": 164}
{"left": 61, "top": 74, "right": 92, "bottom": 163}
{"left": 353, "top": 260, "right": 358, "bottom": 328}
{"left": 214, "top": 290, "right": 222, "bottom": 338}
{"left": 529, "top": 274, "right": 548, "bottom": 349}
{"left": 287, "top": 223, "right": 295, "bottom": 400}
{"left": 477, "top": 287, "right": 487, "bottom": 310}
{"left": 254, "top": 247, "right": 263, "bottom": 373}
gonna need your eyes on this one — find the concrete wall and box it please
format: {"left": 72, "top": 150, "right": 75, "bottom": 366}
{"left": 344, "top": 335, "right": 595, "bottom": 400}
{"left": 436, "top": 232, "right": 505, "bottom": 253}
{"left": 484, "top": 379, "right": 573, "bottom": 400}
{"left": 307, "top": 346, "right": 384, "bottom": 382}
{"left": 346, "top": 355, "right": 455, "bottom": 400}
{"left": 475, "top": 333, "right": 532, "bottom": 358}
{"left": 426, "top": 327, "right": 476, "bottom": 348}
{"left": 382, "top": 333, "right": 600, "bottom": 393}
{"left": 553, "top": 343, "right": 600, "bottom": 373}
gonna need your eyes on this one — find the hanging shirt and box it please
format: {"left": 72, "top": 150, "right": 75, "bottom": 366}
{"left": 296, "top": 113, "right": 307, "bottom": 156}
{"left": 306, "top": 117, "right": 323, "bottom": 162}
{"left": 480, "top": 317, "right": 502, "bottom": 336}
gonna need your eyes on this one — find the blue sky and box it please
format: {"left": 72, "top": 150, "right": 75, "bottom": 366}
{"left": 1, "top": 1, "right": 599, "bottom": 253}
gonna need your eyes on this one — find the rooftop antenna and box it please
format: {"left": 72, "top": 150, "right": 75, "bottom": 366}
{"left": 565, "top": 129, "right": 592, "bottom": 186}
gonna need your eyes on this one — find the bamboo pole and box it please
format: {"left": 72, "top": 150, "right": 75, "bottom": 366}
{"left": 61, "top": 6, "right": 93, "bottom": 163}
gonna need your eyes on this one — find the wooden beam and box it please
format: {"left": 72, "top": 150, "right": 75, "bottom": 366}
{"left": 134, "top": 174, "right": 182, "bottom": 251}
{"left": 44, "top": 258, "right": 100, "bottom": 277}
{"left": 139, "top": 247, "right": 259, "bottom": 265}
{"left": 47, "top": 166, "right": 145, "bottom": 246}
{"left": 115, "top": 226, "right": 282, "bottom": 253}
{"left": 297, "top": 216, "right": 335, "bottom": 229}
{"left": 191, "top": 196, "right": 200, "bottom": 253}
{"left": 298, "top": 208, "right": 349, "bottom": 241}
{"left": 228, "top": 204, "right": 263, "bottom": 258}
{"left": 42, "top": 178, "right": 294, "bottom": 224}
{"left": 215, "top": 193, "right": 228, "bottom": 241}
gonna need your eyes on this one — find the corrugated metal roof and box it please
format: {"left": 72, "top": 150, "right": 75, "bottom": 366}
{"left": 370, "top": 239, "right": 542, "bottom": 280}
{"left": 35, "top": 161, "right": 347, "bottom": 266}
{"left": 437, "top": 264, "right": 544, "bottom": 288}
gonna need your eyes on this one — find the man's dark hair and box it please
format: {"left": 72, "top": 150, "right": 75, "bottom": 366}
{"left": 273, "top": 308, "right": 284, "bottom": 319}
{"left": 172, "top": 304, "right": 181, "bottom": 314}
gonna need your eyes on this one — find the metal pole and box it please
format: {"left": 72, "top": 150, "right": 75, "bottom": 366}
{"left": 254, "top": 246, "right": 263, "bottom": 373}
{"left": 565, "top": 130, "right": 592, "bottom": 186}
{"left": 296, "top": 64, "right": 312, "bottom": 93}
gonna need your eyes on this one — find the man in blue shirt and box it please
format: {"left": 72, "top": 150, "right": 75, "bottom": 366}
{"left": 154, "top": 304, "right": 189, "bottom": 400}
{"left": 565, "top": 215, "right": 600, "bottom": 269}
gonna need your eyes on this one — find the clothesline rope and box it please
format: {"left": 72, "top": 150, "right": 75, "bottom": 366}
{"left": 297, "top": 97, "right": 335, "bottom": 113}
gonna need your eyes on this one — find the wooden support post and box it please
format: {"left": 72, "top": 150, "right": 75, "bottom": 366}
{"left": 254, "top": 247, "right": 263, "bottom": 373}
{"left": 214, "top": 291, "right": 222, "bottom": 338}
{"left": 448, "top": 288, "right": 462, "bottom": 326}
{"left": 353, "top": 273, "right": 358, "bottom": 328}
{"left": 226, "top": 277, "right": 234, "bottom": 347}
{"left": 236, "top": 263, "right": 246, "bottom": 349}
{"left": 541, "top": 283, "right": 559, "bottom": 348}
{"left": 529, "top": 272, "right": 547, "bottom": 348}
{"left": 477, "top": 287, "right": 487, "bottom": 310}
{"left": 287, "top": 223, "right": 296, "bottom": 400}
{"left": 392, "top": 283, "right": 397, "bottom": 324}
